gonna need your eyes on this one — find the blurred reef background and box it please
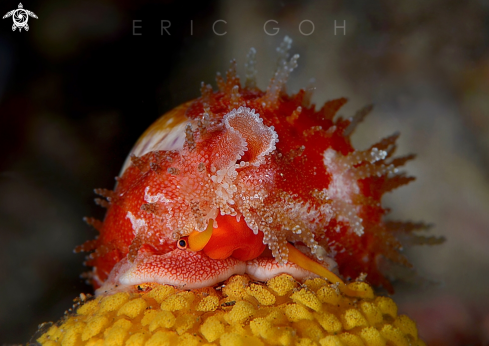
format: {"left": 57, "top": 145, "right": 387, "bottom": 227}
{"left": 0, "top": 0, "right": 489, "bottom": 344}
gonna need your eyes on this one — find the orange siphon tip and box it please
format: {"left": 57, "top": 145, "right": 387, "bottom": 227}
{"left": 285, "top": 243, "right": 368, "bottom": 298}
{"left": 188, "top": 219, "right": 214, "bottom": 252}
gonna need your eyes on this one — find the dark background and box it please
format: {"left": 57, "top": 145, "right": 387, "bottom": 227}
{"left": 1, "top": 1, "right": 489, "bottom": 344}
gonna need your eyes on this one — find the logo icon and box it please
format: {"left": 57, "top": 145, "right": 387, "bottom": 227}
{"left": 3, "top": 3, "right": 38, "bottom": 32}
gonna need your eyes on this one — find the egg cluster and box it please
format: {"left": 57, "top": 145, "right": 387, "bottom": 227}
{"left": 36, "top": 274, "right": 424, "bottom": 346}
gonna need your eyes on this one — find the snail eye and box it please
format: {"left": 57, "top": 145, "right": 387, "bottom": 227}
{"left": 177, "top": 238, "right": 188, "bottom": 249}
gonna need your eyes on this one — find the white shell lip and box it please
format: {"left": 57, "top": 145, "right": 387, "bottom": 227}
{"left": 245, "top": 258, "right": 319, "bottom": 282}
{"left": 118, "top": 259, "right": 247, "bottom": 291}
{"left": 95, "top": 248, "right": 338, "bottom": 296}
{"left": 94, "top": 251, "right": 248, "bottom": 295}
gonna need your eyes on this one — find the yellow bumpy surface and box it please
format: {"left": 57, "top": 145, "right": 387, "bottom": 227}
{"left": 36, "top": 275, "right": 425, "bottom": 346}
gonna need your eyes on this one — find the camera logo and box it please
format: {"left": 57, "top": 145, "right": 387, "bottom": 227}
{"left": 3, "top": 3, "right": 38, "bottom": 32}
